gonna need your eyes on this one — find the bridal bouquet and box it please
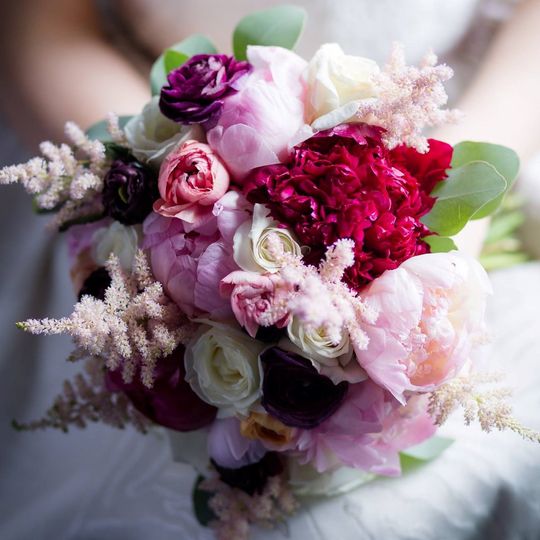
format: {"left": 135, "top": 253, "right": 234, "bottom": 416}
{"left": 2, "top": 5, "right": 536, "bottom": 539}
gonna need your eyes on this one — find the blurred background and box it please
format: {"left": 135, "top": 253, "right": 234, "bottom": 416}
{"left": 1, "top": 1, "right": 539, "bottom": 539}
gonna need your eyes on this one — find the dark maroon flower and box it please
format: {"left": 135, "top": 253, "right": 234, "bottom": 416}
{"left": 211, "top": 452, "right": 283, "bottom": 495}
{"left": 105, "top": 346, "right": 217, "bottom": 431}
{"left": 78, "top": 267, "right": 111, "bottom": 301}
{"left": 102, "top": 159, "right": 157, "bottom": 225}
{"left": 245, "top": 124, "right": 453, "bottom": 289}
{"left": 260, "top": 347, "right": 348, "bottom": 429}
{"left": 159, "top": 54, "right": 251, "bottom": 126}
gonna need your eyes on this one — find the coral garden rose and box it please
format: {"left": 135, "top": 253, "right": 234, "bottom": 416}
{"left": 207, "top": 46, "right": 307, "bottom": 179}
{"left": 124, "top": 96, "right": 203, "bottom": 165}
{"left": 102, "top": 158, "right": 157, "bottom": 225}
{"left": 153, "top": 140, "right": 230, "bottom": 228}
{"left": 260, "top": 347, "right": 349, "bottom": 429}
{"left": 159, "top": 54, "right": 251, "bottom": 126}
{"left": 143, "top": 191, "right": 251, "bottom": 318}
{"left": 245, "top": 124, "right": 453, "bottom": 289}
{"left": 220, "top": 270, "right": 290, "bottom": 338}
{"left": 305, "top": 43, "right": 380, "bottom": 130}
{"left": 184, "top": 325, "right": 265, "bottom": 416}
{"left": 356, "top": 251, "right": 491, "bottom": 404}
{"left": 106, "top": 345, "right": 217, "bottom": 432}
{"left": 295, "top": 380, "right": 436, "bottom": 474}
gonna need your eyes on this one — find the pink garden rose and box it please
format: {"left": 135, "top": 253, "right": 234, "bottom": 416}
{"left": 356, "top": 251, "right": 492, "bottom": 404}
{"left": 153, "top": 140, "right": 230, "bottom": 229}
{"left": 294, "top": 381, "right": 436, "bottom": 475}
{"left": 220, "top": 271, "right": 291, "bottom": 337}
{"left": 143, "top": 191, "right": 251, "bottom": 318}
{"left": 207, "top": 46, "right": 307, "bottom": 180}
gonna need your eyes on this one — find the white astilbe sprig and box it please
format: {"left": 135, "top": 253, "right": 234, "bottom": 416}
{"left": 17, "top": 250, "right": 196, "bottom": 388}
{"left": 356, "top": 43, "right": 462, "bottom": 152}
{"left": 12, "top": 356, "right": 150, "bottom": 433}
{"left": 429, "top": 372, "right": 540, "bottom": 443}
{"left": 106, "top": 112, "right": 128, "bottom": 145}
{"left": 0, "top": 121, "right": 107, "bottom": 212}
{"left": 266, "top": 234, "right": 377, "bottom": 351}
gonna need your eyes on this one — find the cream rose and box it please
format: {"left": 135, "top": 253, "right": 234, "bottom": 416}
{"left": 92, "top": 222, "right": 139, "bottom": 270}
{"left": 233, "top": 203, "right": 302, "bottom": 273}
{"left": 184, "top": 325, "right": 265, "bottom": 417}
{"left": 305, "top": 43, "right": 379, "bottom": 131}
{"left": 124, "top": 96, "right": 202, "bottom": 165}
{"left": 287, "top": 316, "right": 353, "bottom": 366}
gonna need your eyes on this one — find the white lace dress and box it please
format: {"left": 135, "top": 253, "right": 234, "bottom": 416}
{"left": 1, "top": 1, "right": 539, "bottom": 539}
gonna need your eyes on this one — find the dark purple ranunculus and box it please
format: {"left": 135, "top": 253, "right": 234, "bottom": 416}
{"left": 102, "top": 159, "right": 157, "bottom": 225}
{"left": 211, "top": 452, "right": 283, "bottom": 496}
{"left": 260, "top": 347, "right": 349, "bottom": 429}
{"left": 105, "top": 346, "right": 217, "bottom": 431}
{"left": 78, "top": 267, "right": 111, "bottom": 301}
{"left": 159, "top": 54, "right": 251, "bottom": 126}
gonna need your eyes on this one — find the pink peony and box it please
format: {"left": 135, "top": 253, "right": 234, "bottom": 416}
{"left": 220, "top": 271, "right": 290, "bottom": 337}
{"left": 143, "top": 191, "right": 251, "bottom": 318}
{"left": 207, "top": 46, "right": 307, "bottom": 180}
{"left": 294, "top": 381, "right": 436, "bottom": 475}
{"left": 153, "top": 140, "right": 230, "bottom": 229}
{"left": 356, "top": 251, "right": 492, "bottom": 404}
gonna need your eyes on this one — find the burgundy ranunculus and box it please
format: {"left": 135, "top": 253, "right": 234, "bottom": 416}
{"left": 102, "top": 159, "right": 157, "bottom": 225}
{"left": 159, "top": 54, "right": 251, "bottom": 126}
{"left": 78, "top": 267, "right": 111, "bottom": 301}
{"left": 260, "top": 347, "right": 348, "bottom": 429}
{"left": 245, "top": 124, "right": 453, "bottom": 290}
{"left": 211, "top": 452, "right": 283, "bottom": 495}
{"left": 105, "top": 346, "right": 217, "bottom": 431}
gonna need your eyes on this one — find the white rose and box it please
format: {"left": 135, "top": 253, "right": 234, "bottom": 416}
{"left": 92, "top": 222, "right": 139, "bottom": 270}
{"left": 305, "top": 43, "right": 379, "bottom": 131}
{"left": 124, "top": 96, "right": 203, "bottom": 165}
{"left": 286, "top": 316, "right": 353, "bottom": 366}
{"left": 184, "top": 325, "right": 265, "bottom": 417}
{"left": 233, "top": 203, "right": 302, "bottom": 273}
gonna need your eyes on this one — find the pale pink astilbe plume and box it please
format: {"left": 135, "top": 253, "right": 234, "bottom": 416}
{"left": 18, "top": 250, "right": 196, "bottom": 388}
{"left": 13, "top": 356, "right": 150, "bottom": 433}
{"left": 356, "top": 43, "right": 461, "bottom": 152}
{"left": 0, "top": 121, "right": 109, "bottom": 228}
{"left": 106, "top": 112, "right": 128, "bottom": 145}
{"left": 266, "top": 234, "right": 377, "bottom": 352}
{"left": 201, "top": 473, "right": 298, "bottom": 540}
{"left": 429, "top": 372, "right": 540, "bottom": 443}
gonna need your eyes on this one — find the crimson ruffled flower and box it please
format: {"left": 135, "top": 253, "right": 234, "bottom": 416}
{"left": 245, "top": 124, "right": 452, "bottom": 289}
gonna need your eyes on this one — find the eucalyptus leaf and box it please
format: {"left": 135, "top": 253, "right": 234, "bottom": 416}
{"left": 424, "top": 235, "right": 457, "bottom": 253}
{"left": 422, "top": 161, "right": 507, "bottom": 237}
{"left": 150, "top": 34, "right": 218, "bottom": 95}
{"left": 232, "top": 4, "right": 306, "bottom": 61}
{"left": 401, "top": 435, "right": 454, "bottom": 461}
{"left": 164, "top": 49, "right": 189, "bottom": 73}
{"left": 451, "top": 141, "right": 519, "bottom": 219}
{"left": 192, "top": 475, "right": 216, "bottom": 527}
{"left": 85, "top": 116, "right": 133, "bottom": 142}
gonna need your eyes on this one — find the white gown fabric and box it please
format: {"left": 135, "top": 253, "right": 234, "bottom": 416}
{"left": 1, "top": 1, "right": 540, "bottom": 539}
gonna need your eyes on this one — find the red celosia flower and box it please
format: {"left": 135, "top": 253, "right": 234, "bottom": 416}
{"left": 244, "top": 124, "right": 452, "bottom": 290}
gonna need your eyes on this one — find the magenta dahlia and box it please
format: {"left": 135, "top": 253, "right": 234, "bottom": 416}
{"left": 244, "top": 124, "right": 452, "bottom": 289}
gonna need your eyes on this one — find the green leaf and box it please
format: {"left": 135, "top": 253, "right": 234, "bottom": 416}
{"left": 232, "top": 4, "right": 306, "bottom": 61}
{"left": 401, "top": 435, "right": 454, "bottom": 461}
{"left": 424, "top": 235, "right": 457, "bottom": 253}
{"left": 479, "top": 251, "right": 529, "bottom": 271}
{"left": 484, "top": 210, "right": 525, "bottom": 244}
{"left": 451, "top": 142, "right": 519, "bottom": 219}
{"left": 422, "top": 161, "right": 507, "bottom": 237}
{"left": 85, "top": 116, "right": 133, "bottom": 142}
{"left": 164, "top": 49, "right": 189, "bottom": 73}
{"left": 150, "top": 34, "right": 218, "bottom": 95}
{"left": 192, "top": 475, "right": 216, "bottom": 527}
